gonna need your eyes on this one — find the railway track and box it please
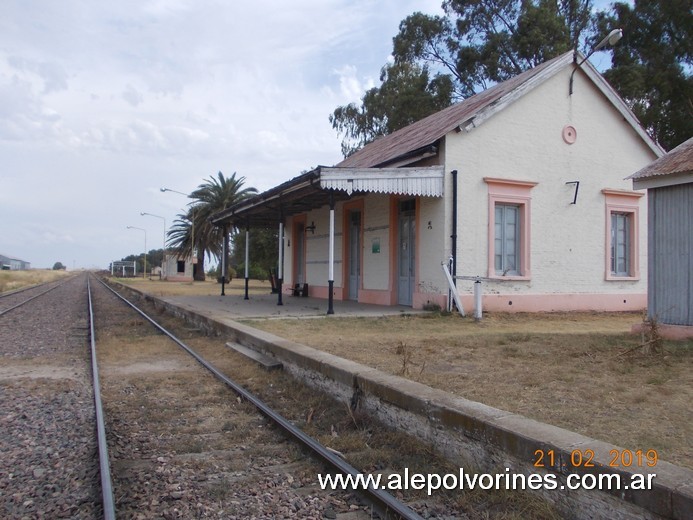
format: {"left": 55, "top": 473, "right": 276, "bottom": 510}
{"left": 1, "top": 272, "right": 555, "bottom": 519}
{"left": 0, "top": 277, "right": 72, "bottom": 316}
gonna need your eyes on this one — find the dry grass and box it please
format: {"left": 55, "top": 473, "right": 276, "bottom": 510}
{"left": 0, "top": 269, "right": 73, "bottom": 293}
{"left": 112, "top": 277, "right": 693, "bottom": 470}
{"left": 114, "top": 276, "right": 273, "bottom": 297}
{"left": 247, "top": 311, "right": 693, "bottom": 469}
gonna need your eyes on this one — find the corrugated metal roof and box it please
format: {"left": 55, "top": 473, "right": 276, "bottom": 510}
{"left": 628, "top": 137, "right": 693, "bottom": 180}
{"left": 337, "top": 52, "right": 574, "bottom": 169}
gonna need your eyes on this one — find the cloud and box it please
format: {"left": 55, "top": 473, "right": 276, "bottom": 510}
{"left": 0, "top": 0, "right": 446, "bottom": 268}
{"left": 122, "top": 84, "right": 144, "bottom": 106}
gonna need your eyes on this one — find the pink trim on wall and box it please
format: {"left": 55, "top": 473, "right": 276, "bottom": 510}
{"left": 413, "top": 292, "right": 447, "bottom": 310}
{"left": 602, "top": 189, "right": 644, "bottom": 281}
{"left": 310, "top": 284, "right": 344, "bottom": 301}
{"left": 484, "top": 177, "right": 538, "bottom": 280}
{"left": 631, "top": 323, "right": 693, "bottom": 341}
{"left": 359, "top": 289, "right": 394, "bottom": 306}
{"left": 458, "top": 292, "right": 646, "bottom": 313}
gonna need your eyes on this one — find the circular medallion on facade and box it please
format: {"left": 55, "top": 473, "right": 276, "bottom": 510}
{"left": 562, "top": 125, "right": 577, "bottom": 144}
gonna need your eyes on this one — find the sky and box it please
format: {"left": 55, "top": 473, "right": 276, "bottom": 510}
{"left": 1, "top": 0, "right": 620, "bottom": 269}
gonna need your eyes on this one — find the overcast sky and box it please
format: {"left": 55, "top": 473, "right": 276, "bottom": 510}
{"left": 1, "top": 0, "right": 619, "bottom": 269}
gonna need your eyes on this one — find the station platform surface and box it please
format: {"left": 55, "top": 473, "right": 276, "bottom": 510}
{"left": 156, "top": 291, "right": 423, "bottom": 321}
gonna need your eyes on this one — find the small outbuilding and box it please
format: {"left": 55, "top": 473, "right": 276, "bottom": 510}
{"left": 162, "top": 254, "right": 194, "bottom": 282}
{"left": 629, "top": 137, "right": 693, "bottom": 337}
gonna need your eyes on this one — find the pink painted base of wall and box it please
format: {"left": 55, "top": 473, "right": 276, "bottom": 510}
{"left": 300, "top": 285, "right": 646, "bottom": 314}
{"left": 631, "top": 322, "right": 693, "bottom": 341}
{"left": 462, "top": 293, "right": 647, "bottom": 313}
{"left": 309, "top": 285, "right": 343, "bottom": 301}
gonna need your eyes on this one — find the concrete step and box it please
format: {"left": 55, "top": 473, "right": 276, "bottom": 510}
{"left": 226, "top": 342, "right": 282, "bottom": 371}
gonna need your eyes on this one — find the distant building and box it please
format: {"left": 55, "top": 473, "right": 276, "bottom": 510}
{"left": 162, "top": 254, "right": 194, "bottom": 282}
{"left": 0, "top": 254, "right": 31, "bottom": 270}
{"left": 629, "top": 137, "right": 693, "bottom": 337}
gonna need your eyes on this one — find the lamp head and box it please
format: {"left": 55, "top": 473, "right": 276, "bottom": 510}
{"left": 160, "top": 188, "right": 167, "bottom": 192}
{"left": 595, "top": 28, "right": 622, "bottom": 52}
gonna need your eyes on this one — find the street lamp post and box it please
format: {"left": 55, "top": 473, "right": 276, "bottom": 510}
{"left": 569, "top": 28, "right": 623, "bottom": 95}
{"left": 141, "top": 212, "right": 166, "bottom": 277}
{"left": 126, "top": 226, "right": 147, "bottom": 278}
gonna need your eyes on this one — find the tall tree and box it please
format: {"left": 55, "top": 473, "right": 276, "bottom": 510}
{"left": 167, "top": 172, "right": 257, "bottom": 281}
{"left": 330, "top": 61, "right": 454, "bottom": 157}
{"left": 331, "top": 1, "right": 594, "bottom": 156}
{"left": 595, "top": 0, "right": 692, "bottom": 150}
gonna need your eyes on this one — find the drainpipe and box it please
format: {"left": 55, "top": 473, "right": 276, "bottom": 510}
{"left": 327, "top": 192, "right": 335, "bottom": 315}
{"left": 450, "top": 170, "right": 458, "bottom": 304}
{"left": 244, "top": 222, "right": 250, "bottom": 300}
{"left": 277, "top": 218, "right": 284, "bottom": 306}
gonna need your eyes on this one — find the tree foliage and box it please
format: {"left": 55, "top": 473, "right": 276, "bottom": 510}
{"left": 166, "top": 172, "right": 257, "bottom": 281}
{"left": 595, "top": 0, "right": 692, "bottom": 150}
{"left": 230, "top": 227, "right": 278, "bottom": 281}
{"left": 331, "top": 1, "right": 594, "bottom": 155}
{"left": 331, "top": 0, "right": 690, "bottom": 156}
{"left": 330, "top": 61, "right": 454, "bottom": 157}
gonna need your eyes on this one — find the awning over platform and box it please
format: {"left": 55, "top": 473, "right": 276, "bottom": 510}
{"left": 211, "top": 165, "right": 445, "bottom": 227}
{"left": 319, "top": 166, "right": 444, "bottom": 196}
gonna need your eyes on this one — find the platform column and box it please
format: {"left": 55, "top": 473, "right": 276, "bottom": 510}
{"left": 277, "top": 219, "right": 284, "bottom": 306}
{"left": 327, "top": 193, "right": 335, "bottom": 315}
{"left": 244, "top": 223, "right": 250, "bottom": 300}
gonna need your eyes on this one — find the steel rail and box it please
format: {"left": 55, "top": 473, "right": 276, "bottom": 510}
{"left": 95, "top": 276, "right": 424, "bottom": 520}
{"left": 0, "top": 280, "right": 69, "bottom": 316}
{"left": 87, "top": 276, "right": 116, "bottom": 520}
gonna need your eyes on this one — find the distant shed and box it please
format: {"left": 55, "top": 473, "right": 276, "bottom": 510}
{"left": 0, "top": 254, "right": 31, "bottom": 270}
{"left": 162, "top": 254, "right": 194, "bottom": 282}
{"left": 629, "top": 137, "right": 693, "bottom": 334}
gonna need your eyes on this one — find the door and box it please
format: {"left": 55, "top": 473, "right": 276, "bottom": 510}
{"left": 295, "top": 221, "right": 305, "bottom": 285}
{"left": 398, "top": 199, "right": 416, "bottom": 306}
{"left": 348, "top": 210, "right": 361, "bottom": 300}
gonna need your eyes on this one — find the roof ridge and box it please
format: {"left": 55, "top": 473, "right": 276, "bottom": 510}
{"left": 337, "top": 51, "right": 574, "bottom": 168}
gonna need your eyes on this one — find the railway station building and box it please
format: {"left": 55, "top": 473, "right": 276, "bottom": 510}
{"left": 212, "top": 51, "right": 662, "bottom": 313}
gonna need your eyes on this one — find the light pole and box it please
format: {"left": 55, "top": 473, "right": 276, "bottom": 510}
{"left": 161, "top": 187, "right": 196, "bottom": 268}
{"left": 141, "top": 212, "right": 166, "bottom": 276}
{"left": 569, "top": 28, "right": 623, "bottom": 95}
{"left": 126, "top": 226, "right": 147, "bottom": 278}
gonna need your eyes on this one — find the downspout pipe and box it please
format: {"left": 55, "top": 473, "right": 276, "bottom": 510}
{"left": 244, "top": 222, "right": 250, "bottom": 300}
{"left": 450, "top": 170, "right": 458, "bottom": 301}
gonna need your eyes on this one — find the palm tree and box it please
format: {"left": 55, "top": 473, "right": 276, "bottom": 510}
{"left": 167, "top": 172, "right": 257, "bottom": 281}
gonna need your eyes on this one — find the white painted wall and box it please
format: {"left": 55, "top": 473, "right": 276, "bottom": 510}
{"left": 441, "top": 66, "right": 655, "bottom": 300}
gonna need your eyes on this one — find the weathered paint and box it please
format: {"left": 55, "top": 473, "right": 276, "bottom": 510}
{"left": 648, "top": 183, "right": 693, "bottom": 326}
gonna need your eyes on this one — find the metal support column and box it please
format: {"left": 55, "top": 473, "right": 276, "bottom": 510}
{"left": 277, "top": 220, "right": 284, "bottom": 306}
{"left": 244, "top": 223, "right": 250, "bottom": 300}
{"left": 327, "top": 193, "right": 335, "bottom": 315}
{"left": 221, "top": 224, "right": 229, "bottom": 296}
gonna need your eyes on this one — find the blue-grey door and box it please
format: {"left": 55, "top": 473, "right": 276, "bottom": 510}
{"left": 398, "top": 200, "right": 415, "bottom": 306}
{"left": 295, "top": 222, "right": 305, "bottom": 284}
{"left": 348, "top": 211, "right": 361, "bottom": 300}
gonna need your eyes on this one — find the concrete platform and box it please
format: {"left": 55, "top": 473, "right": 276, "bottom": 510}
{"left": 157, "top": 291, "right": 423, "bottom": 321}
{"left": 113, "top": 280, "right": 692, "bottom": 520}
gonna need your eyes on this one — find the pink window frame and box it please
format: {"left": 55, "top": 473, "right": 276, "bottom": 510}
{"left": 602, "top": 189, "right": 644, "bottom": 281}
{"left": 484, "top": 177, "right": 538, "bottom": 280}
